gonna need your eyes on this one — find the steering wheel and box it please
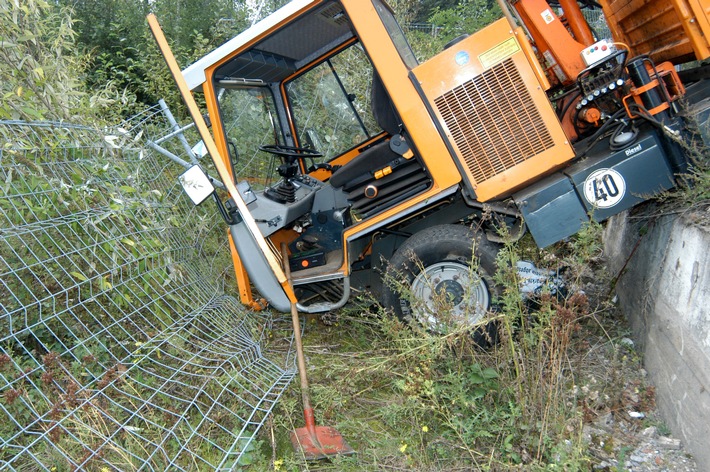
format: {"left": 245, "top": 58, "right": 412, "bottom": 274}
{"left": 258, "top": 144, "right": 323, "bottom": 159}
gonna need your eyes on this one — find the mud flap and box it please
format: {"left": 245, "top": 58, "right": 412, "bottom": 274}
{"left": 230, "top": 222, "right": 291, "bottom": 312}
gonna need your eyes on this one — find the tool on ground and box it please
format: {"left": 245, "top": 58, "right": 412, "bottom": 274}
{"left": 281, "top": 243, "right": 355, "bottom": 460}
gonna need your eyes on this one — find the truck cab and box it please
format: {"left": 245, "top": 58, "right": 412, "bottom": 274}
{"left": 173, "top": 0, "right": 705, "bottom": 325}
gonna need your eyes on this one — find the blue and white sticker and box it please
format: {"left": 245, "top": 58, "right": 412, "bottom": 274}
{"left": 455, "top": 51, "right": 470, "bottom": 66}
{"left": 583, "top": 168, "right": 626, "bottom": 209}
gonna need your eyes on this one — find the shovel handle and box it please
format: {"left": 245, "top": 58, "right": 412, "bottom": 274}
{"left": 281, "top": 244, "right": 313, "bottom": 414}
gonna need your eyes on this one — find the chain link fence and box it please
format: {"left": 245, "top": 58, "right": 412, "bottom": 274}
{"left": 0, "top": 109, "right": 295, "bottom": 470}
{"left": 582, "top": 6, "right": 611, "bottom": 40}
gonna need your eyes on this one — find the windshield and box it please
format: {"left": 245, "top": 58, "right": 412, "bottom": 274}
{"left": 217, "top": 86, "right": 282, "bottom": 189}
{"left": 286, "top": 42, "right": 380, "bottom": 162}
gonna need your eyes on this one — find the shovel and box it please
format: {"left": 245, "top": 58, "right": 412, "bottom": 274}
{"left": 280, "top": 244, "right": 354, "bottom": 460}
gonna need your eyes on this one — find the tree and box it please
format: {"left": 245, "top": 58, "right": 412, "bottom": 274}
{"left": 0, "top": 0, "right": 86, "bottom": 121}
{"left": 429, "top": 0, "right": 502, "bottom": 42}
{"left": 68, "top": 0, "right": 148, "bottom": 51}
{"left": 415, "top": 0, "right": 458, "bottom": 23}
{"left": 59, "top": 0, "right": 255, "bottom": 115}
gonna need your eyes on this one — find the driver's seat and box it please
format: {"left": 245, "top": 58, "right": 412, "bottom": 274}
{"left": 329, "top": 73, "right": 430, "bottom": 218}
{"left": 329, "top": 72, "right": 402, "bottom": 188}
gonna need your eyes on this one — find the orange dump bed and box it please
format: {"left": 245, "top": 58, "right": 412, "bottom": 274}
{"left": 599, "top": 0, "right": 710, "bottom": 64}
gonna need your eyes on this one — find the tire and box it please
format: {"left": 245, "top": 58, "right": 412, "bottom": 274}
{"left": 382, "top": 224, "right": 500, "bottom": 343}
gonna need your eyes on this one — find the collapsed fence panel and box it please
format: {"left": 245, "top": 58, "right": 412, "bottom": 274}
{"left": 0, "top": 112, "right": 295, "bottom": 471}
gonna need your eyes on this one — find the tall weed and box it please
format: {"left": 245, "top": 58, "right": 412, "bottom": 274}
{"left": 270, "top": 225, "right": 603, "bottom": 470}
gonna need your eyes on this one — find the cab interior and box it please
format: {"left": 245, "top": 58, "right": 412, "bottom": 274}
{"left": 210, "top": 0, "right": 431, "bottom": 285}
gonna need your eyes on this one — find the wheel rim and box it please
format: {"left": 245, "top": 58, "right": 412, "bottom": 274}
{"left": 409, "top": 261, "right": 490, "bottom": 328}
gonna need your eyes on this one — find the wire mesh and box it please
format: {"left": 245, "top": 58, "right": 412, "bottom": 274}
{"left": 582, "top": 6, "right": 611, "bottom": 40}
{"left": 0, "top": 111, "right": 295, "bottom": 471}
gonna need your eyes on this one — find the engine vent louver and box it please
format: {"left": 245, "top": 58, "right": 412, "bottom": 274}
{"left": 433, "top": 58, "right": 555, "bottom": 185}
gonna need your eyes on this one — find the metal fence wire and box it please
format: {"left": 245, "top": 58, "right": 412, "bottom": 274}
{"left": 582, "top": 6, "right": 611, "bottom": 40}
{"left": 0, "top": 110, "right": 295, "bottom": 471}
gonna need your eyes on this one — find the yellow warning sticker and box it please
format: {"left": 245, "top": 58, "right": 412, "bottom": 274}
{"left": 478, "top": 37, "right": 520, "bottom": 69}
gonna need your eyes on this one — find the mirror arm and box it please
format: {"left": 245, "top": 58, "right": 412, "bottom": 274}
{"left": 213, "top": 193, "right": 235, "bottom": 225}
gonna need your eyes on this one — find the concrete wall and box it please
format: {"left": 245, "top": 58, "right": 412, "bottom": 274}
{"left": 604, "top": 209, "right": 710, "bottom": 469}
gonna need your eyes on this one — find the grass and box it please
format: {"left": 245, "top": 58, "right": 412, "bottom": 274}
{"left": 252, "top": 223, "right": 663, "bottom": 471}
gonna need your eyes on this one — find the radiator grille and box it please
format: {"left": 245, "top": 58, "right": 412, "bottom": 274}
{"left": 434, "top": 58, "right": 555, "bottom": 184}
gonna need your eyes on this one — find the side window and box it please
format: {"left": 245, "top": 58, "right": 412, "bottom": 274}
{"left": 218, "top": 87, "right": 282, "bottom": 189}
{"left": 286, "top": 43, "right": 380, "bottom": 162}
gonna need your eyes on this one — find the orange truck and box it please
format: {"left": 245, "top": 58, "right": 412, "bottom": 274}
{"left": 155, "top": 0, "right": 709, "bottom": 329}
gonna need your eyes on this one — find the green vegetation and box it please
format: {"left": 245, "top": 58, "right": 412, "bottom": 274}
{"left": 0, "top": 114, "right": 259, "bottom": 469}
{"left": 1, "top": 0, "right": 707, "bottom": 470}
{"left": 0, "top": 0, "right": 293, "bottom": 124}
{"left": 259, "top": 222, "right": 667, "bottom": 470}
{"left": 0, "top": 0, "right": 87, "bottom": 121}
{"left": 0, "top": 0, "right": 503, "bottom": 124}
{"left": 671, "top": 117, "right": 710, "bottom": 218}
{"left": 1, "top": 5, "right": 271, "bottom": 467}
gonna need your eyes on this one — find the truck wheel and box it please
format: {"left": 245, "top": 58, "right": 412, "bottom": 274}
{"left": 382, "top": 224, "right": 500, "bottom": 343}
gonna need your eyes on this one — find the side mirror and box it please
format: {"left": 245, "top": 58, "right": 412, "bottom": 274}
{"left": 179, "top": 165, "right": 215, "bottom": 205}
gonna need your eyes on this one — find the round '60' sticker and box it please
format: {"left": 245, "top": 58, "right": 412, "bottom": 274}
{"left": 583, "top": 168, "right": 626, "bottom": 209}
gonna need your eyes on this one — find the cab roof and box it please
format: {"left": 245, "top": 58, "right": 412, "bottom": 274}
{"left": 182, "top": 0, "right": 355, "bottom": 90}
